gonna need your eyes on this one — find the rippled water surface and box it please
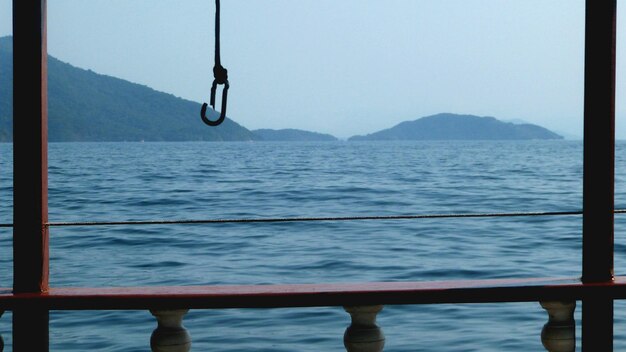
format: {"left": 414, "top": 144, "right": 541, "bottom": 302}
{"left": 2, "top": 140, "right": 626, "bottom": 351}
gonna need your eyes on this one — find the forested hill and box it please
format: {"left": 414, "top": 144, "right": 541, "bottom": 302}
{"left": 0, "top": 36, "right": 259, "bottom": 142}
{"left": 349, "top": 113, "right": 563, "bottom": 141}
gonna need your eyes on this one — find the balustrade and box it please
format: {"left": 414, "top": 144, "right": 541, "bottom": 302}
{"left": 0, "top": 299, "right": 584, "bottom": 351}
{"left": 143, "top": 302, "right": 571, "bottom": 351}
{"left": 344, "top": 305, "right": 385, "bottom": 352}
{"left": 150, "top": 309, "right": 191, "bottom": 352}
{"left": 540, "top": 301, "right": 576, "bottom": 352}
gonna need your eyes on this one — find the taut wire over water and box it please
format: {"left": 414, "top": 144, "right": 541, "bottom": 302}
{"left": 3, "top": 209, "right": 625, "bottom": 228}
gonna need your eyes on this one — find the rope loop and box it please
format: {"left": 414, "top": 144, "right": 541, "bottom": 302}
{"left": 213, "top": 65, "right": 228, "bottom": 85}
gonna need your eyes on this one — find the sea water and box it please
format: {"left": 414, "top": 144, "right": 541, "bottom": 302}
{"left": 0, "top": 140, "right": 625, "bottom": 351}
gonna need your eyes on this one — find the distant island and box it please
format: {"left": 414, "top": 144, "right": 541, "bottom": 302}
{"left": 0, "top": 36, "right": 258, "bottom": 142}
{"left": 1, "top": 36, "right": 565, "bottom": 143}
{"left": 348, "top": 113, "right": 563, "bottom": 141}
{"left": 253, "top": 128, "right": 337, "bottom": 141}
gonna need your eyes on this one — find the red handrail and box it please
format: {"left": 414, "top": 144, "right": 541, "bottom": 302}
{"left": 0, "top": 277, "right": 625, "bottom": 311}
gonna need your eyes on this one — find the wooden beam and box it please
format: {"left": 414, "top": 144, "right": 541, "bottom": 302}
{"left": 12, "top": 0, "right": 50, "bottom": 350}
{"left": 2, "top": 277, "right": 626, "bottom": 311}
{"left": 12, "top": 0, "right": 49, "bottom": 296}
{"left": 582, "top": 0, "right": 616, "bottom": 350}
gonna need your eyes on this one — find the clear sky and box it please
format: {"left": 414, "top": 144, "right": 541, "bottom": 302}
{"left": 2, "top": 1, "right": 626, "bottom": 139}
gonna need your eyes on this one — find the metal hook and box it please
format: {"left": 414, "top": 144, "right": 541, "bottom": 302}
{"left": 201, "top": 79, "right": 229, "bottom": 126}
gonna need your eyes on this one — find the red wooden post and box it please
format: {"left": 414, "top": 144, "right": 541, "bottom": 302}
{"left": 582, "top": 0, "right": 616, "bottom": 350}
{"left": 12, "top": 0, "right": 50, "bottom": 350}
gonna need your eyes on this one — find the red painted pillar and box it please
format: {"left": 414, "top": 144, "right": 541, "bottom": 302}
{"left": 12, "top": 0, "right": 50, "bottom": 350}
{"left": 582, "top": 0, "right": 616, "bottom": 350}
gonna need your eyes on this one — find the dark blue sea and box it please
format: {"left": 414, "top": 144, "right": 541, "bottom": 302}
{"left": 1, "top": 140, "right": 626, "bottom": 351}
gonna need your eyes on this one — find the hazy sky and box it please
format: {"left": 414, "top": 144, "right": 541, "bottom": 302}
{"left": 1, "top": 1, "right": 626, "bottom": 139}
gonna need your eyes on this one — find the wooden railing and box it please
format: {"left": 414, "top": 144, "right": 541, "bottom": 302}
{"left": 1, "top": 277, "right": 604, "bottom": 351}
{"left": 6, "top": 0, "right": 618, "bottom": 350}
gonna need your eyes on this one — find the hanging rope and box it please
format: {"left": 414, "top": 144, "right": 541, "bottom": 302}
{"left": 201, "top": 0, "right": 229, "bottom": 126}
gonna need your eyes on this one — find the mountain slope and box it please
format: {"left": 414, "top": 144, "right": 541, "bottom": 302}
{"left": 0, "top": 36, "right": 259, "bottom": 142}
{"left": 349, "top": 113, "right": 562, "bottom": 141}
{"left": 253, "top": 128, "right": 337, "bottom": 141}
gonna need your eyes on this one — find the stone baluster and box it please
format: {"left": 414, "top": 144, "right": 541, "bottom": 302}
{"left": 540, "top": 301, "right": 576, "bottom": 352}
{"left": 150, "top": 309, "right": 191, "bottom": 352}
{"left": 344, "top": 305, "right": 385, "bottom": 352}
